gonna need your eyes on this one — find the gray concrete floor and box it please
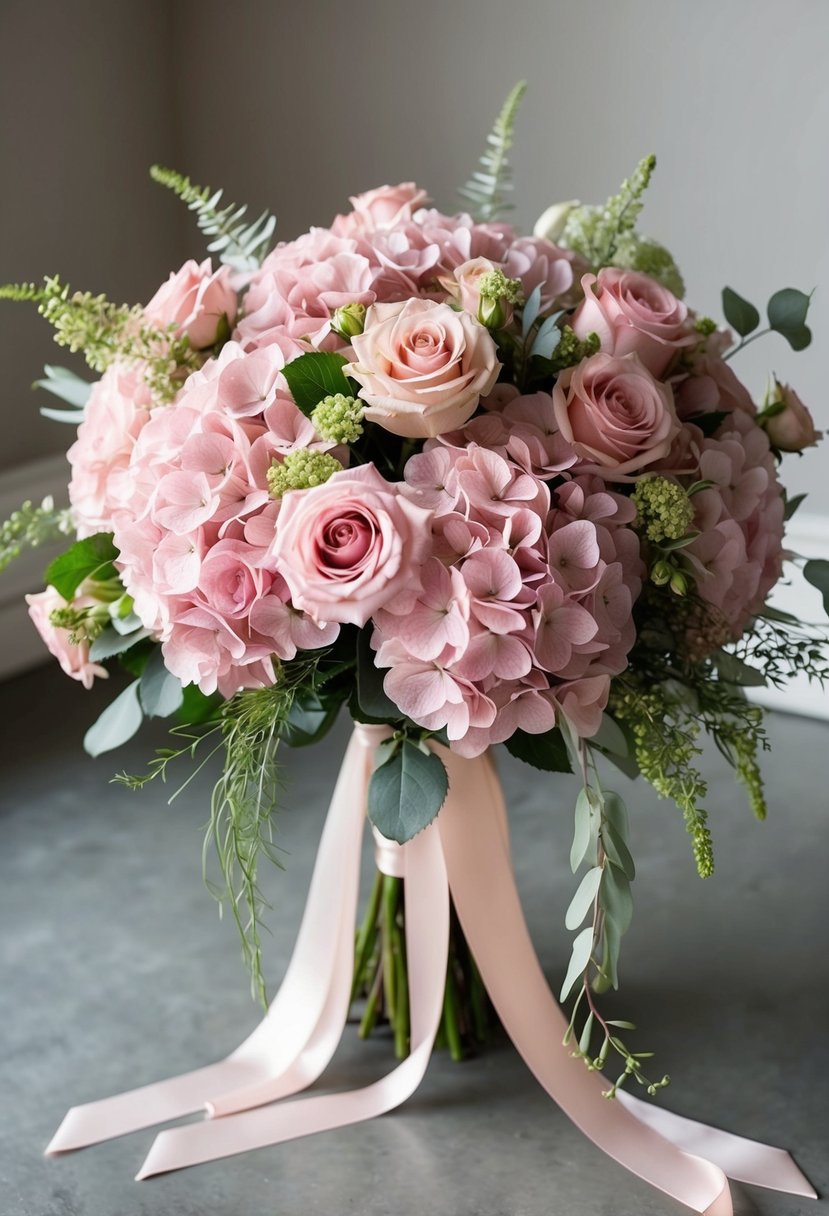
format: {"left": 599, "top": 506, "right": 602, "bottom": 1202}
{"left": 1, "top": 664, "right": 827, "bottom": 1216}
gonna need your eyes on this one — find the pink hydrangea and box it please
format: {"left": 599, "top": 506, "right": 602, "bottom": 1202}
{"left": 112, "top": 341, "right": 340, "bottom": 696}
{"left": 660, "top": 411, "right": 785, "bottom": 654}
{"left": 68, "top": 363, "right": 153, "bottom": 538}
{"left": 373, "top": 442, "right": 643, "bottom": 756}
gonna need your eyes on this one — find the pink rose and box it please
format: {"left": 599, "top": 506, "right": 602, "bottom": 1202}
{"left": 760, "top": 379, "right": 822, "bottom": 452}
{"left": 340, "top": 183, "right": 429, "bottom": 233}
{"left": 553, "top": 352, "right": 680, "bottom": 477}
{"left": 345, "top": 298, "right": 501, "bottom": 438}
{"left": 442, "top": 257, "right": 513, "bottom": 326}
{"left": 268, "top": 464, "right": 433, "bottom": 627}
{"left": 145, "top": 258, "right": 237, "bottom": 349}
{"left": 571, "top": 269, "right": 695, "bottom": 378}
{"left": 25, "top": 588, "right": 108, "bottom": 689}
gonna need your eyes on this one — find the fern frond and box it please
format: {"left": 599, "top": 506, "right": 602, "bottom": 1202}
{"left": 458, "top": 81, "right": 527, "bottom": 222}
{"left": 150, "top": 165, "right": 277, "bottom": 272}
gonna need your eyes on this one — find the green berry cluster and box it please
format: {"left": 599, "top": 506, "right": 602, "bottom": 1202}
{"left": 311, "top": 394, "right": 365, "bottom": 444}
{"left": 267, "top": 450, "right": 343, "bottom": 497}
{"left": 632, "top": 476, "right": 694, "bottom": 545}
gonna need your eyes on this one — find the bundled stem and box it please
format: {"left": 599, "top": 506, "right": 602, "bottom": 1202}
{"left": 349, "top": 867, "right": 494, "bottom": 1060}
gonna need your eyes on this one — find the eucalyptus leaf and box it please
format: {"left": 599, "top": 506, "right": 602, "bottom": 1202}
{"left": 564, "top": 866, "right": 603, "bottom": 930}
{"left": 44, "top": 533, "right": 118, "bottom": 601}
{"left": 530, "top": 314, "right": 562, "bottom": 360}
{"left": 804, "top": 560, "right": 829, "bottom": 617}
{"left": 722, "top": 287, "right": 760, "bottom": 338}
{"left": 84, "top": 680, "right": 143, "bottom": 757}
{"left": 591, "top": 714, "right": 629, "bottom": 758}
{"left": 40, "top": 405, "right": 87, "bottom": 424}
{"left": 89, "top": 626, "right": 150, "bottom": 661}
{"left": 601, "top": 862, "right": 633, "bottom": 934}
{"left": 521, "top": 284, "right": 542, "bottom": 338}
{"left": 602, "top": 918, "right": 621, "bottom": 990}
{"left": 367, "top": 740, "right": 448, "bottom": 844}
{"left": 767, "top": 287, "right": 812, "bottom": 351}
{"left": 578, "top": 1010, "right": 595, "bottom": 1055}
{"left": 559, "top": 926, "right": 594, "bottom": 1002}
{"left": 602, "top": 791, "right": 630, "bottom": 840}
{"left": 783, "top": 492, "right": 807, "bottom": 522}
{"left": 281, "top": 352, "right": 352, "bottom": 416}
{"left": 505, "top": 726, "right": 571, "bottom": 773}
{"left": 602, "top": 820, "right": 636, "bottom": 880}
{"left": 570, "top": 788, "right": 596, "bottom": 873}
{"left": 715, "top": 649, "right": 768, "bottom": 687}
{"left": 34, "top": 364, "right": 93, "bottom": 408}
{"left": 139, "top": 648, "right": 184, "bottom": 718}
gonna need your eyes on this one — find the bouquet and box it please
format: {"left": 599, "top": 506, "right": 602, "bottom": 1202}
{"left": 3, "top": 84, "right": 826, "bottom": 1204}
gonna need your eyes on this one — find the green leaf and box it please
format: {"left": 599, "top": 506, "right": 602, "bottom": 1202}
{"left": 601, "top": 862, "right": 633, "bottom": 933}
{"left": 783, "top": 492, "right": 807, "bottom": 522}
{"left": 281, "top": 352, "right": 352, "bottom": 416}
{"left": 602, "top": 918, "right": 622, "bottom": 989}
{"left": 139, "top": 647, "right": 184, "bottom": 718}
{"left": 44, "top": 533, "right": 118, "bottom": 601}
{"left": 367, "top": 739, "right": 449, "bottom": 844}
{"left": 602, "top": 791, "right": 630, "bottom": 840}
{"left": 560, "top": 926, "right": 593, "bottom": 1002}
{"left": 84, "top": 680, "right": 143, "bottom": 757}
{"left": 602, "top": 821, "right": 636, "bottom": 880}
{"left": 282, "top": 687, "right": 343, "bottom": 747}
{"left": 570, "top": 788, "right": 597, "bottom": 873}
{"left": 591, "top": 714, "right": 629, "bottom": 758}
{"left": 722, "top": 287, "right": 760, "bottom": 338}
{"left": 504, "top": 725, "right": 572, "bottom": 773}
{"left": 804, "top": 560, "right": 829, "bottom": 617}
{"left": 767, "top": 287, "right": 812, "bottom": 351}
{"left": 178, "top": 684, "right": 223, "bottom": 725}
{"left": 88, "top": 625, "right": 151, "bottom": 661}
{"left": 565, "top": 866, "right": 603, "bottom": 930}
{"left": 578, "top": 1010, "right": 595, "bottom": 1055}
{"left": 715, "top": 649, "right": 768, "bottom": 687}
{"left": 354, "top": 628, "right": 401, "bottom": 724}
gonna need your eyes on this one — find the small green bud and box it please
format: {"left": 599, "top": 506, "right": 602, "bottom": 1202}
{"left": 694, "top": 315, "right": 718, "bottom": 336}
{"left": 267, "top": 449, "right": 344, "bottom": 497}
{"left": 669, "top": 569, "right": 689, "bottom": 597}
{"left": 330, "top": 301, "right": 366, "bottom": 340}
{"left": 311, "top": 393, "right": 365, "bottom": 444}
{"left": 476, "top": 270, "right": 523, "bottom": 330}
{"left": 650, "top": 560, "right": 673, "bottom": 587}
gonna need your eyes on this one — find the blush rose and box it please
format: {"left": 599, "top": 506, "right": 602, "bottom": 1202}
{"left": 552, "top": 351, "right": 680, "bottom": 477}
{"left": 345, "top": 298, "right": 501, "bottom": 438}
{"left": 268, "top": 464, "right": 433, "bottom": 627}
{"left": 571, "top": 269, "right": 695, "bottom": 378}
{"left": 145, "top": 257, "right": 237, "bottom": 350}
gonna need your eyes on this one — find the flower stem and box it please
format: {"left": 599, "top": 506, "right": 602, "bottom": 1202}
{"left": 350, "top": 870, "right": 383, "bottom": 1003}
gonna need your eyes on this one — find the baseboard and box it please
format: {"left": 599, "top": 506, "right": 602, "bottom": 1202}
{"left": 1, "top": 459, "right": 827, "bottom": 718}
{"left": 0, "top": 453, "right": 69, "bottom": 680}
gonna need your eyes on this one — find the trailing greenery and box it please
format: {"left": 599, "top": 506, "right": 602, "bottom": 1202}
{"left": 458, "top": 81, "right": 527, "bottom": 222}
{"left": 150, "top": 165, "right": 276, "bottom": 271}
{"left": 561, "top": 733, "right": 670, "bottom": 1099}
{"left": 0, "top": 497, "right": 72, "bottom": 574}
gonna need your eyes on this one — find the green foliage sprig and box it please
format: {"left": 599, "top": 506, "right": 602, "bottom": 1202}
{"left": 561, "top": 734, "right": 669, "bottom": 1099}
{"left": 459, "top": 81, "right": 527, "bottom": 222}
{"left": 0, "top": 496, "right": 73, "bottom": 574}
{"left": 561, "top": 155, "right": 656, "bottom": 269}
{"left": 150, "top": 165, "right": 276, "bottom": 271}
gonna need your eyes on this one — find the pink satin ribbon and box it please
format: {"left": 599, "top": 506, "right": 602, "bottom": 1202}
{"left": 46, "top": 726, "right": 816, "bottom": 1213}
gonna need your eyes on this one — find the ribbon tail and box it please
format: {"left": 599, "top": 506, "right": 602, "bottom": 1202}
{"left": 439, "top": 746, "right": 736, "bottom": 1216}
{"left": 135, "top": 818, "right": 449, "bottom": 1179}
{"left": 618, "top": 1092, "right": 817, "bottom": 1199}
{"left": 47, "top": 729, "right": 371, "bottom": 1153}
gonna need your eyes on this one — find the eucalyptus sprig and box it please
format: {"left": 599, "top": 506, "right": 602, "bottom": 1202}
{"left": 560, "top": 731, "right": 669, "bottom": 1098}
